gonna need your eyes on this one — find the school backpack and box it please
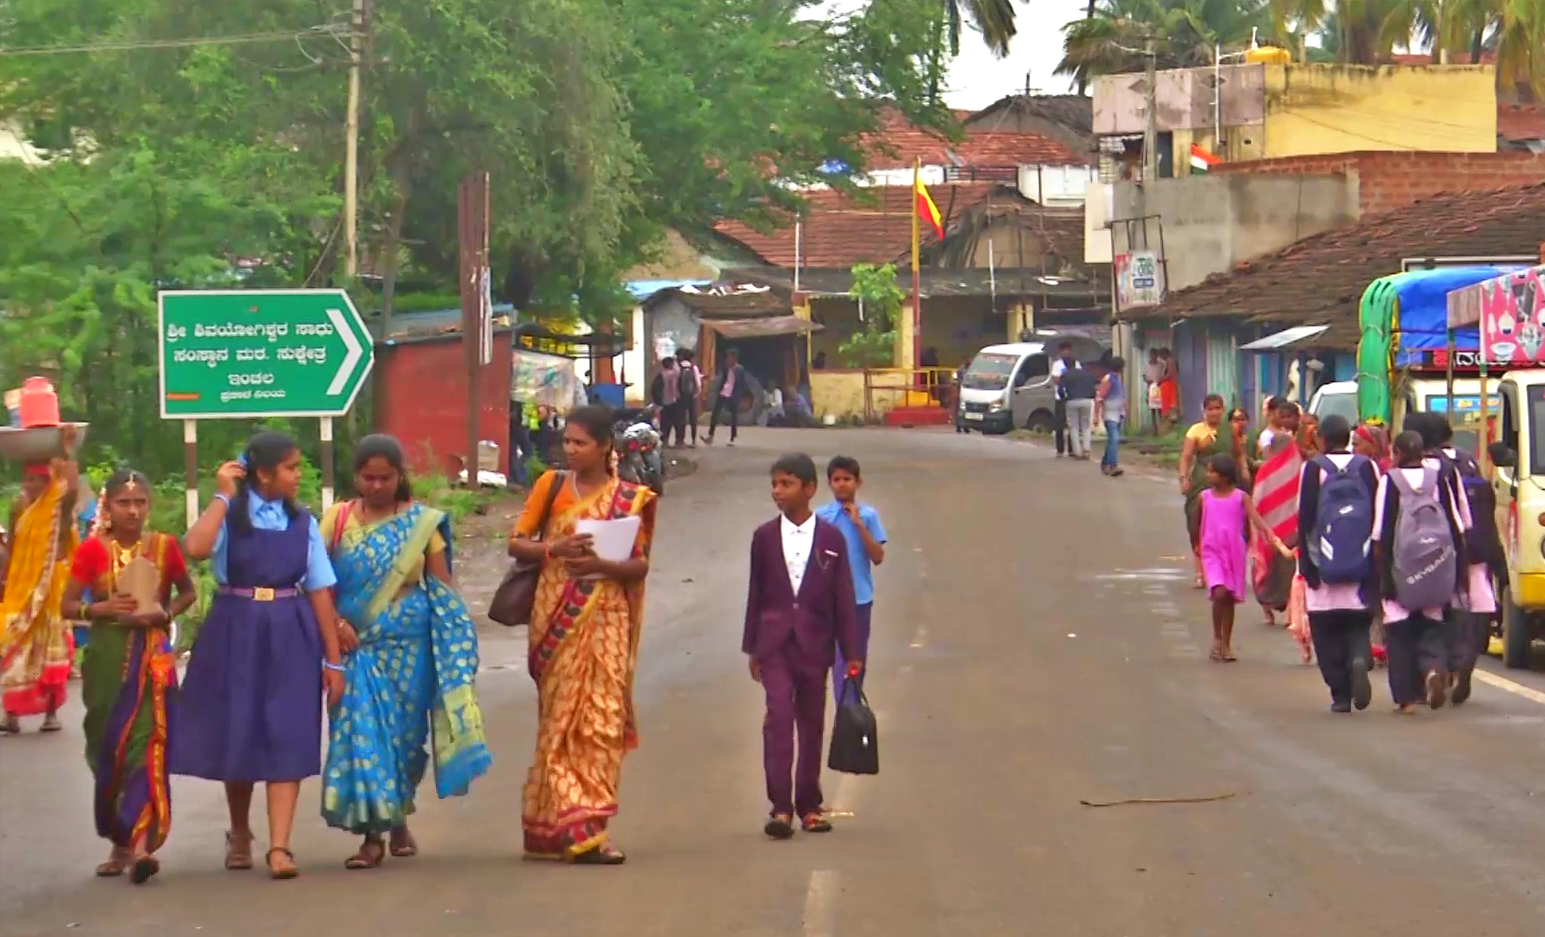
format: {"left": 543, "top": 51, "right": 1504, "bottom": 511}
{"left": 678, "top": 364, "right": 700, "bottom": 399}
{"left": 1445, "top": 449, "right": 1501, "bottom": 568}
{"left": 1388, "top": 465, "right": 1458, "bottom": 610}
{"left": 1307, "top": 455, "right": 1374, "bottom": 584}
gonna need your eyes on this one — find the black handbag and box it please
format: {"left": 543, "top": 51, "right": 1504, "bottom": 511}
{"left": 487, "top": 471, "right": 566, "bottom": 628}
{"left": 827, "top": 674, "right": 879, "bottom": 776}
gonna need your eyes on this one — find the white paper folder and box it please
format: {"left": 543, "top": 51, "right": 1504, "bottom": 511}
{"left": 574, "top": 516, "right": 642, "bottom": 563}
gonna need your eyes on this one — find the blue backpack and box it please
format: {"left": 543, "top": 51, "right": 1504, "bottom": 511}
{"left": 1307, "top": 455, "right": 1375, "bottom": 584}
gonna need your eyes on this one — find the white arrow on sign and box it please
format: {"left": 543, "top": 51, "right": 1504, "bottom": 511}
{"left": 326, "top": 307, "right": 364, "bottom": 396}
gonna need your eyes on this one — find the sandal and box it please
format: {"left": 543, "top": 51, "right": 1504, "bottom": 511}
{"left": 266, "top": 847, "right": 299, "bottom": 880}
{"left": 224, "top": 830, "right": 254, "bottom": 871}
{"left": 569, "top": 843, "right": 626, "bottom": 865}
{"left": 344, "top": 838, "right": 385, "bottom": 871}
{"left": 96, "top": 847, "right": 131, "bottom": 877}
{"left": 39, "top": 713, "right": 61, "bottom": 733}
{"left": 801, "top": 813, "right": 832, "bottom": 834}
{"left": 388, "top": 829, "right": 418, "bottom": 859}
{"left": 130, "top": 854, "right": 161, "bottom": 885}
{"left": 0, "top": 715, "right": 20, "bottom": 735}
{"left": 764, "top": 814, "right": 796, "bottom": 840}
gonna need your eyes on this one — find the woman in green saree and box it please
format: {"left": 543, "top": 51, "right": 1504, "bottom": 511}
{"left": 59, "top": 470, "right": 198, "bottom": 884}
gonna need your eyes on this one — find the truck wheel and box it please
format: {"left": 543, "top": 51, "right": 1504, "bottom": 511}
{"left": 1025, "top": 410, "right": 1054, "bottom": 433}
{"left": 1499, "top": 581, "right": 1533, "bottom": 670}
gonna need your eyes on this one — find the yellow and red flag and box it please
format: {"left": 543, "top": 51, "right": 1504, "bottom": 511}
{"left": 913, "top": 168, "right": 944, "bottom": 240}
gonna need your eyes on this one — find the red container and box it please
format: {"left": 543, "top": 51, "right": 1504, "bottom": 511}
{"left": 17, "top": 377, "right": 61, "bottom": 428}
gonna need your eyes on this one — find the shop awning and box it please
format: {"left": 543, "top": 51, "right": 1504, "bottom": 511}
{"left": 1239, "top": 325, "right": 1329, "bottom": 351}
{"left": 702, "top": 316, "right": 824, "bottom": 340}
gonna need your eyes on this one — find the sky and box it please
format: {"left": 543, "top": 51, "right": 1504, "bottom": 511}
{"left": 818, "top": 0, "right": 1088, "bottom": 107}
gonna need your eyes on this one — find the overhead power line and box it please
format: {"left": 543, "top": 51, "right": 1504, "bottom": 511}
{"left": 0, "top": 25, "right": 347, "bottom": 58}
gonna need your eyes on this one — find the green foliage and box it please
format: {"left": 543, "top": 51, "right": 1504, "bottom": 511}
{"left": 839, "top": 263, "right": 902, "bottom": 368}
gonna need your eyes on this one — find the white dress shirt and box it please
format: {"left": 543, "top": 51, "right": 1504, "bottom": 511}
{"left": 780, "top": 514, "right": 816, "bottom": 594}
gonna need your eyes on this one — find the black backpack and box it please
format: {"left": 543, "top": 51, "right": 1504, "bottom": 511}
{"left": 678, "top": 364, "right": 699, "bottom": 399}
{"left": 1445, "top": 449, "right": 1501, "bottom": 568}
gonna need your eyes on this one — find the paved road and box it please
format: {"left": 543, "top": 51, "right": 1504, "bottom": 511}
{"left": 3, "top": 427, "right": 1543, "bottom": 937}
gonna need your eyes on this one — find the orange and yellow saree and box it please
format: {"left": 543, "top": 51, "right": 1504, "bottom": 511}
{"left": 1, "top": 462, "right": 77, "bottom": 721}
{"left": 515, "top": 471, "right": 655, "bottom": 859}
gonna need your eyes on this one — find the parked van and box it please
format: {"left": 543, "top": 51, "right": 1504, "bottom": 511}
{"left": 1486, "top": 369, "right": 1545, "bottom": 669}
{"left": 957, "top": 337, "right": 1105, "bottom": 435}
{"left": 1308, "top": 377, "right": 1498, "bottom": 456}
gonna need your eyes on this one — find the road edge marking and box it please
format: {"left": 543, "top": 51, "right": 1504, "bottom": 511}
{"left": 803, "top": 869, "right": 839, "bottom": 937}
{"left": 1473, "top": 668, "right": 1545, "bottom": 706}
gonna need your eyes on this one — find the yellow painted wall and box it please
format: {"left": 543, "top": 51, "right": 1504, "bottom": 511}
{"left": 1259, "top": 64, "right": 1495, "bottom": 157}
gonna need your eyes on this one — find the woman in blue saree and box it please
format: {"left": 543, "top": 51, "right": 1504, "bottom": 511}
{"left": 319, "top": 435, "right": 491, "bottom": 869}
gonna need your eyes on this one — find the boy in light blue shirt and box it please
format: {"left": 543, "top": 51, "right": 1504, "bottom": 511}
{"left": 815, "top": 455, "right": 887, "bottom": 702}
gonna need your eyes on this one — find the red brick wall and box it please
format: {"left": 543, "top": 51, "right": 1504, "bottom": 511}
{"left": 1211, "top": 151, "right": 1545, "bottom": 215}
{"left": 375, "top": 335, "right": 512, "bottom": 479}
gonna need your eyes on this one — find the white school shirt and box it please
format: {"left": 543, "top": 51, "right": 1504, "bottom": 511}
{"left": 780, "top": 514, "right": 815, "bottom": 594}
{"left": 1301, "top": 452, "right": 1371, "bottom": 613}
{"left": 1371, "top": 458, "right": 1466, "bottom": 624}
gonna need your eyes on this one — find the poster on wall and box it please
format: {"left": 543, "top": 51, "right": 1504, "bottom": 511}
{"left": 511, "top": 349, "right": 582, "bottom": 408}
{"left": 1114, "top": 250, "right": 1166, "bottom": 310}
{"left": 1456, "top": 265, "right": 1545, "bottom": 365}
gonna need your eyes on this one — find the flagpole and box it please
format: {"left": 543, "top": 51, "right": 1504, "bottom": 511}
{"left": 911, "top": 157, "right": 921, "bottom": 373}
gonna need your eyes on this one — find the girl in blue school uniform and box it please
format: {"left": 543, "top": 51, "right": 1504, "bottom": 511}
{"left": 173, "top": 432, "right": 347, "bottom": 880}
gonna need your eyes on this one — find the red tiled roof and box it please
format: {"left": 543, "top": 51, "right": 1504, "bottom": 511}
{"left": 862, "top": 129, "right": 1087, "bottom": 170}
{"left": 1127, "top": 181, "right": 1545, "bottom": 348}
{"left": 1498, "top": 103, "right": 1545, "bottom": 142}
{"left": 712, "top": 182, "right": 1009, "bottom": 268}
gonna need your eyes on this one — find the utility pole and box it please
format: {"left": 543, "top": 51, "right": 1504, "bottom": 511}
{"left": 342, "top": 0, "right": 365, "bottom": 280}
{"left": 1142, "top": 32, "right": 1158, "bottom": 182}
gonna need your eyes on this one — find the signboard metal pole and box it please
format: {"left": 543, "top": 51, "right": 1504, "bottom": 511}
{"left": 320, "top": 416, "right": 335, "bottom": 512}
{"left": 458, "top": 172, "right": 490, "bottom": 487}
{"left": 183, "top": 419, "right": 199, "bottom": 529}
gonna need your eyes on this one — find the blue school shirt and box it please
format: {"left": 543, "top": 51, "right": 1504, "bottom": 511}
{"left": 208, "top": 493, "right": 337, "bottom": 590}
{"left": 815, "top": 501, "right": 887, "bottom": 606}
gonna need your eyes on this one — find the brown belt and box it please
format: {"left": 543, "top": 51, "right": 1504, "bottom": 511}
{"left": 216, "top": 586, "right": 301, "bottom": 602}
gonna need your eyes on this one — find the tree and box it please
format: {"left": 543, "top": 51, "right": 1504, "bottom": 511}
{"left": 841, "top": 264, "right": 902, "bottom": 368}
{"left": 941, "top": 0, "right": 1020, "bottom": 57}
{"left": 1057, "top": 0, "right": 1271, "bottom": 86}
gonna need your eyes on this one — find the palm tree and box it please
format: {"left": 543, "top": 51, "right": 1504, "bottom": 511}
{"left": 1056, "top": 0, "right": 1271, "bottom": 86}
{"left": 1492, "top": 0, "right": 1544, "bottom": 101}
{"left": 942, "top": 0, "right": 1019, "bottom": 57}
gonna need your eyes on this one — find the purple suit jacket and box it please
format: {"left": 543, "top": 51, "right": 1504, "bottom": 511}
{"left": 742, "top": 516, "right": 859, "bottom": 668}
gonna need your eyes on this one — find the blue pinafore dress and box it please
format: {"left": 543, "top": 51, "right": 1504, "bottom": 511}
{"left": 171, "top": 513, "right": 324, "bottom": 782}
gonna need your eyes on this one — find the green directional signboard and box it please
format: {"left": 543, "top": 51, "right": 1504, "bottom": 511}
{"left": 157, "top": 290, "right": 375, "bottom": 419}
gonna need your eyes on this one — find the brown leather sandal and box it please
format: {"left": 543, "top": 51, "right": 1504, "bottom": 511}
{"left": 266, "top": 847, "right": 299, "bottom": 880}
{"left": 344, "top": 839, "right": 385, "bottom": 871}
{"left": 96, "top": 847, "right": 131, "bottom": 877}
{"left": 224, "top": 831, "right": 254, "bottom": 871}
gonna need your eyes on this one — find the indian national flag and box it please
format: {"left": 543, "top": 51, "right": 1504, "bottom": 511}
{"left": 1189, "top": 143, "right": 1222, "bottom": 174}
{"left": 914, "top": 173, "right": 944, "bottom": 239}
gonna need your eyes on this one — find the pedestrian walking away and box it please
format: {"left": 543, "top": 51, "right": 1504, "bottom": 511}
{"left": 1197, "top": 454, "right": 1289, "bottom": 663}
{"left": 1178, "top": 395, "right": 1247, "bottom": 591}
{"left": 1252, "top": 400, "right": 1305, "bottom": 628}
{"left": 59, "top": 469, "right": 197, "bottom": 883}
{"left": 651, "top": 356, "right": 687, "bottom": 448}
{"left": 1425, "top": 415, "right": 1501, "bottom": 706}
{"left": 1294, "top": 415, "right": 1379, "bottom": 713}
{"left": 1374, "top": 430, "right": 1467, "bottom": 715}
{"left": 507, "top": 406, "right": 657, "bottom": 865}
{"left": 172, "top": 431, "right": 348, "bottom": 880}
{"left": 1, "top": 428, "right": 86, "bottom": 736}
{"left": 744, "top": 453, "right": 860, "bottom": 840}
{"left": 706, "top": 349, "right": 750, "bottom": 446}
{"left": 675, "top": 348, "right": 704, "bottom": 447}
{"left": 319, "top": 435, "right": 491, "bottom": 870}
{"left": 816, "top": 456, "right": 887, "bottom": 702}
{"left": 1095, "top": 357, "right": 1126, "bottom": 476}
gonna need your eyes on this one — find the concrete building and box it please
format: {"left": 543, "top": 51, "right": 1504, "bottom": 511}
{"left": 1093, "top": 63, "right": 1498, "bottom": 179}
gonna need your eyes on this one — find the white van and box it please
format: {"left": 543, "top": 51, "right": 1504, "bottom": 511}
{"left": 957, "top": 337, "right": 1105, "bottom": 435}
{"left": 1308, "top": 377, "right": 1498, "bottom": 455}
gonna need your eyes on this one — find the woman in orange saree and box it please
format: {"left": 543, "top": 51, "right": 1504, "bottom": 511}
{"left": 508, "top": 406, "right": 657, "bottom": 865}
{"left": 1, "top": 454, "right": 81, "bottom": 735}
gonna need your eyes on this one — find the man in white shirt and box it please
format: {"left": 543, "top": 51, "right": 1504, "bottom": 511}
{"left": 1049, "top": 343, "right": 1078, "bottom": 457}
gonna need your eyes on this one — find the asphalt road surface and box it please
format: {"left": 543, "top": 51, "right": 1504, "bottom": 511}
{"left": 3, "top": 427, "right": 1543, "bottom": 937}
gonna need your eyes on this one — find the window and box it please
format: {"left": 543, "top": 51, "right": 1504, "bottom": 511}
{"left": 1016, "top": 354, "right": 1049, "bottom": 386}
{"left": 1525, "top": 385, "right": 1545, "bottom": 476}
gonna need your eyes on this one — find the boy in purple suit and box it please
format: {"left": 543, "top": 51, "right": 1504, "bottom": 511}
{"left": 744, "top": 453, "right": 862, "bottom": 840}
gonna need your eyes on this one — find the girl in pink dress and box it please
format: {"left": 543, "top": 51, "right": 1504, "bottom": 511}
{"left": 1199, "top": 454, "right": 1289, "bottom": 662}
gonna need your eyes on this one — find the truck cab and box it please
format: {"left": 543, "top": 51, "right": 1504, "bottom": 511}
{"left": 1486, "top": 369, "right": 1545, "bottom": 669}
